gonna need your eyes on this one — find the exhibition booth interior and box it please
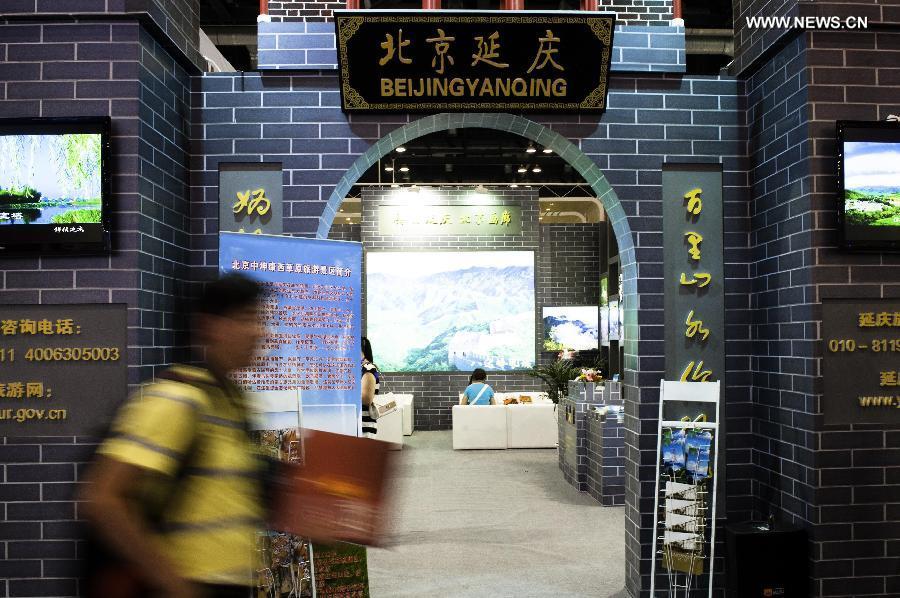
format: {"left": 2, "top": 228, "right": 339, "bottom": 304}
{"left": 324, "top": 126, "right": 632, "bottom": 593}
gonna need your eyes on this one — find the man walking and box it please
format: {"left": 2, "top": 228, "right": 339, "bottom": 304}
{"left": 81, "top": 274, "right": 266, "bottom": 598}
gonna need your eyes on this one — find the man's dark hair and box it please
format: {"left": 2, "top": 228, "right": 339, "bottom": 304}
{"left": 196, "top": 273, "right": 263, "bottom": 316}
{"left": 470, "top": 368, "right": 487, "bottom": 384}
{"left": 361, "top": 336, "right": 374, "bottom": 363}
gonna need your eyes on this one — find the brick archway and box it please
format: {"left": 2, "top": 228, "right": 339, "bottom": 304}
{"left": 318, "top": 111, "right": 642, "bottom": 591}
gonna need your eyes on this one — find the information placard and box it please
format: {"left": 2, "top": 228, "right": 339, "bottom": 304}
{"left": 219, "top": 232, "right": 363, "bottom": 437}
{"left": 0, "top": 304, "right": 127, "bottom": 436}
{"left": 822, "top": 299, "right": 900, "bottom": 424}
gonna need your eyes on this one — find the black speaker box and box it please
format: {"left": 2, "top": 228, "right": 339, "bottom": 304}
{"left": 725, "top": 522, "right": 808, "bottom": 598}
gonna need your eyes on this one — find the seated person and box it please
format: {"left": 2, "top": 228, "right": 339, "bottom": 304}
{"left": 460, "top": 368, "right": 495, "bottom": 405}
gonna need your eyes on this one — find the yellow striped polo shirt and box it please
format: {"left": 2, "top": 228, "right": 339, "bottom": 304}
{"left": 97, "top": 365, "right": 263, "bottom": 586}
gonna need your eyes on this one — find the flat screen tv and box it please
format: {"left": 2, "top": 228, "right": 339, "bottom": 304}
{"left": 0, "top": 117, "right": 111, "bottom": 254}
{"left": 542, "top": 306, "right": 599, "bottom": 351}
{"left": 608, "top": 299, "right": 620, "bottom": 342}
{"left": 837, "top": 120, "right": 900, "bottom": 251}
{"left": 366, "top": 251, "right": 536, "bottom": 372}
{"left": 600, "top": 304, "right": 610, "bottom": 347}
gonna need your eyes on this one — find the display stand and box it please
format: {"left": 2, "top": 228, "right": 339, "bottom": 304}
{"left": 649, "top": 380, "right": 720, "bottom": 598}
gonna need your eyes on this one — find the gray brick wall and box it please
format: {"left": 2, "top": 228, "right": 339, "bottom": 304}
{"left": 258, "top": 22, "right": 685, "bottom": 72}
{"left": 585, "top": 409, "right": 626, "bottom": 506}
{"left": 0, "top": 18, "right": 192, "bottom": 598}
{"left": 269, "top": 0, "right": 344, "bottom": 22}
{"left": 326, "top": 222, "right": 360, "bottom": 241}
{"left": 267, "top": 0, "right": 673, "bottom": 25}
{"left": 732, "top": 0, "right": 899, "bottom": 77}
{"left": 605, "top": 0, "right": 672, "bottom": 26}
{"left": 742, "top": 25, "right": 900, "bottom": 596}
{"left": 804, "top": 28, "right": 900, "bottom": 597}
{"left": 0, "top": 0, "right": 203, "bottom": 71}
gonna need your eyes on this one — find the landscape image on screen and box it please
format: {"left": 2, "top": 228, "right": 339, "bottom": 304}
{"left": 844, "top": 141, "right": 900, "bottom": 228}
{"left": 600, "top": 305, "right": 610, "bottom": 347}
{"left": 0, "top": 134, "right": 102, "bottom": 225}
{"left": 608, "top": 300, "right": 620, "bottom": 341}
{"left": 367, "top": 251, "right": 535, "bottom": 372}
{"left": 542, "top": 306, "right": 599, "bottom": 351}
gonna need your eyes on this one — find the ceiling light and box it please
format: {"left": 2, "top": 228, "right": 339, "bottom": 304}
{"left": 525, "top": 184, "right": 532, "bottom": 188}
{"left": 543, "top": 148, "right": 552, "bottom": 154}
{"left": 517, "top": 166, "right": 527, "bottom": 173}
{"left": 391, "top": 183, "right": 399, "bottom": 188}
{"left": 475, "top": 184, "right": 488, "bottom": 194}
{"left": 396, "top": 146, "right": 407, "bottom": 153}
{"left": 346, "top": 217, "right": 351, "bottom": 222}
{"left": 510, "top": 184, "right": 519, "bottom": 188}
{"left": 399, "top": 166, "right": 409, "bottom": 172}
{"left": 532, "top": 166, "right": 542, "bottom": 173}
{"left": 384, "top": 165, "right": 394, "bottom": 172}
{"left": 526, "top": 145, "right": 537, "bottom": 154}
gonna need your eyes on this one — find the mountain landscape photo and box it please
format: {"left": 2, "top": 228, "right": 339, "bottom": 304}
{"left": 844, "top": 141, "right": 900, "bottom": 227}
{"left": 366, "top": 251, "right": 536, "bottom": 372}
{"left": 543, "top": 306, "right": 599, "bottom": 351}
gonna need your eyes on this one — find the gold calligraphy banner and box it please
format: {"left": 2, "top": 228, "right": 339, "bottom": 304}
{"left": 377, "top": 204, "right": 522, "bottom": 236}
{"left": 334, "top": 10, "right": 615, "bottom": 112}
{"left": 662, "top": 165, "right": 725, "bottom": 384}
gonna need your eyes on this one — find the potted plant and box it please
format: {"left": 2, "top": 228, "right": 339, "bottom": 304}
{"left": 526, "top": 359, "right": 580, "bottom": 404}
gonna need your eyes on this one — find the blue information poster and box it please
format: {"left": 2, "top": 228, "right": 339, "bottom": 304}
{"left": 219, "top": 232, "right": 362, "bottom": 437}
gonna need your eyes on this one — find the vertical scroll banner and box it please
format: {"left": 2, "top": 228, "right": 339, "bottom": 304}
{"left": 822, "top": 299, "right": 900, "bottom": 424}
{"left": 219, "top": 232, "right": 362, "bottom": 437}
{"left": 663, "top": 165, "right": 725, "bottom": 386}
{"left": 335, "top": 10, "right": 615, "bottom": 112}
{"left": 219, "top": 163, "right": 283, "bottom": 235}
{"left": 0, "top": 304, "right": 127, "bottom": 436}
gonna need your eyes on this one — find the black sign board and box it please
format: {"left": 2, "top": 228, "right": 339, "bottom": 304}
{"left": 662, "top": 165, "right": 725, "bottom": 387}
{"left": 822, "top": 299, "right": 900, "bottom": 424}
{"left": 335, "top": 10, "right": 615, "bottom": 112}
{"left": 0, "top": 304, "right": 127, "bottom": 436}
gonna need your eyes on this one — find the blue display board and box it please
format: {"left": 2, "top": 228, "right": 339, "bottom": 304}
{"left": 219, "top": 232, "right": 362, "bottom": 437}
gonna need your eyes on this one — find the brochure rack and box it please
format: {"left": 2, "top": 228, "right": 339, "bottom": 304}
{"left": 649, "top": 380, "right": 721, "bottom": 598}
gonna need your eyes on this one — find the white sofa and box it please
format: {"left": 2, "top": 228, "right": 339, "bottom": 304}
{"left": 506, "top": 403, "right": 558, "bottom": 448}
{"left": 451, "top": 405, "right": 508, "bottom": 449}
{"left": 393, "top": 394, "right": 415, "bottom": 436}
{"left": 452, "top": 394, "right": 557, "bottom": 450}
{"left": 370, "top": 407, "right": 403, "bottom": 450}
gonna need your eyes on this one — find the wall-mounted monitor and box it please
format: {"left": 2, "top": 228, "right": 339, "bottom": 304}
{"left": 600, "top": 304, "right": 610, "bottom": 347}
{"left": 0, "top": 117, "right": 111, "bottom": 254}
{"left": 366, "top": 251, "right": 535, "bottom": 372}
{"left": 837, "top": 120, "right": 900, "bottom": 251}
{"left": 542, "top": 306, "right": 599, "bottom": 351}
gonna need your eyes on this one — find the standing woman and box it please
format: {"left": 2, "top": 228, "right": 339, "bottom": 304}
{"left": 361, "top": 336, "right": 381, "bottom": 436}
